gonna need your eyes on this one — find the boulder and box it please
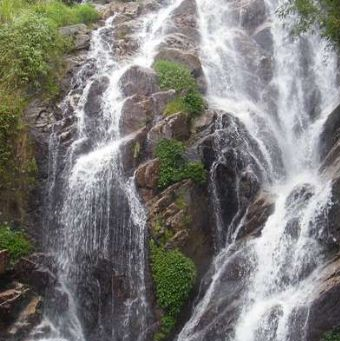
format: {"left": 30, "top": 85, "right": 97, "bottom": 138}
{"left": 150, "top": 90, "right": 177, "bottom": 117}
{"left": 237, "top": 191, "right": 275, "bottom": 239}
{"left": 252, "top": 25, "right": 274, "bottom": 55}
{"left": 84, "top": 76, "right": 110, "bottom": 117}
{"left": 147, "top": 113, "right": 191, "bottom": 153}
{"left": 0, "top": 283, "right": 31, "bottom": 327}
{"left": 120, "top": 66, "right": 160, "bottom": 97}
{"left": 59, "top": 24, "right": 91, "bottom": 51}
{"left": 135, "top": 159, "right": 160, "bottom": 202}
{"left": 119, "top": 95, "right": 151, "bottom": 136}
{"left": 168, "top": 0, "right": 199, "bottom": 46}
{"left": 306, "top": 254, "right": 340, "bottom": 341}
{"left": 119, "top": 128, "right": 148, "bottom": 176}
{"left": 319, "top": 103, "right": 340, "bottom": 162}
{"left": 7, "top": 296, "right": 42, "bottom": 340}
{"left": 239, "top": 0, "right": 267, "bottom": 33}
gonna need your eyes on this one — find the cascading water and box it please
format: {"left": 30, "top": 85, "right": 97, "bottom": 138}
{"left": 177, "top": 0, "right": 340, "bottom": 340}
{"left": 32, "top": 0, "right": 340, "bottom": 339}
{"left": 36, "top": 1, "right": 187, "bottom": 341}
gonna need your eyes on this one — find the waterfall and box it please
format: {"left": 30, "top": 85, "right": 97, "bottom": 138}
{"left": 36, "top": 1, "right": 186, "bottom": 340}
{"left": 31, "top": 0, "right": 340, "bottom": 340}
{"left": 177, "top": 0, "right": 340, "bottom": 340}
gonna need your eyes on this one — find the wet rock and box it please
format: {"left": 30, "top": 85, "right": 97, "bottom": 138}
{"left": 119, "top": 128, "right": 148, "bottom": 176}
{"left": 135, "top": 159, "right": 160, "bottom": 202}
{"left": 84, "top": 76, "right": 110, "bottom": 117}
{"left": 147, "top": 113, "right": 191, "bottom": 153}
{"left": 237, "top": 191, "right": 275, "bottom": 239}
{"left": 120, "top": 66, "right": 160, "bottom": 97}
{"left": 199, "top": 112, "right": 265, "bottom": 245}
{"left": 59, "top": 24, "right": 91, "bottom": 51}
{"left": 252, "top": 25, "right": 274, "bottom": 55}
{"left": 307, "top": 254, "right": 340, "bottom": 341}
{"left": 0, "top": 283, "right": 31, "bottom": 328}
{"left": 323, "top": 176, "right": 340, "bottom": 245}
{"left": 192, "top": 110, "right": 216, "bottom": 133}
{"left": 7, "top": 296, "right": 42, "bottom": 340}
{"left": 14, "top": 255, "right": 57, "bottom": 295}
{"left": 120, "top": 95, "right": 152, "bottom": 136}
{"left": 240, "top": 0, "right": 267, "bottom": 33}
{"left": 168, "top": 0, "right": 199, "bottom": 47}
{"left": 319, "top": 103, "right": 340, "bottom": 163}
{"left": 150, "top": 90, "right": 177, "bottom": 116}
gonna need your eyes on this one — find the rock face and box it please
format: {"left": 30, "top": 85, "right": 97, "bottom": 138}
{"left": 59, "top": 24, "right": 91, "bottom": 51}
{"left": 120, "top": 66, "right": 160, "bottom": 97}
{"left": 0, "top": 254, "right": 58, "bottom": 341}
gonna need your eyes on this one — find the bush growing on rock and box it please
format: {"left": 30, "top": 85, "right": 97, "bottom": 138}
{"left": 0, "top": 225, "right": 32, "bottom": 263}
{"left": 322, "top": 330, "right": 340, "bottom": 341}
{"left": 150, "top": 240, "right": 197, "bottom": 341}
{"left": 156, "top": 139, "right": 207, "bottom": 189}
{"left": 154, "top": 60, "right": 204, "bottom": 117}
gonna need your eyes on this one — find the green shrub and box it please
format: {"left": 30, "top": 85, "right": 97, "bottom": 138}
{"left": 164, "top": 98, "right": 187, "bottom": 116}
{"left": 322, "top": 330, "right": 340, "bottom": 341}
{"left": 150, "top": 241, "right": 197, "bottom": 340}
{"left": 0, "top": 0, "right": 99, "bottom": 26}
{"left": 183, "top": 90, "right": 205, "bottom": 116}
{"left": 154, "top": 60, "right": 197, "bottom": 93}
{"left": 0, "top": 14, "right": 65, "bottom": 89}
{"left": 0, "top": 225, "right": 32, "bottom": 263}
{"left": 153, "top": 60, "right": 204, "bottom": 117}
{"left": 156, "top": 139, "right": 207, "bottom": 189}
{"left": 154, "top": 315, "right": 176, "bottom": 341}
{"left": 279, "top": 0, "right": 340, "bottom": 46}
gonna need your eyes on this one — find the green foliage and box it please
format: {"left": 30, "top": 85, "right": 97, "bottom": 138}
{"left": 183, "top": 162, "right": 207, "bottom": 185}
{"left": 154, "top": 315, "right": 176, "bottom": 341}
{"left": 155, "top": 139, "right": 207, "bottom": 189}
{"left": 0, "top": 0, "right": 99, "bottom": 26}
{"left": 183, "top": 90, "right": 205, "bottom": 116}
{"left": 0, "top": 14, "right": 65, "bottom": 89}
{"left": 322, "top": 330, "right": 340, "bottom": 341}
{"left": 154, "top": 60, "right": 204, "bottom": 117}
{"left": 0, "top": 225, "right": 32, "bottom": 263}
{"left": 150, "top": 241, "right": 197, "bottom": 340}
{"left": 164, "top": 98, "right": 187, "bottom": 116}
{"left": 279, "top": 0, "right": 340, "bottom": 46}
{"left": 154, "top": 60, "right": 197, "bottom": 92}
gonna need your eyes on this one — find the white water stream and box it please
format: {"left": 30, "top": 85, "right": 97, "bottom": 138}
{"left": 177, "top": 0, "right": 340, "bottom": 340}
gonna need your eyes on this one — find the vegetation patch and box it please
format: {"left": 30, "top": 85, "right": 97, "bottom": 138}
{"left": 279, "top": 0, "right": 340, "bottom": 46}
{"left": 0, "top": 225, "right": 32, "bottom": 263}
{"left": 322, "top": 330, "right": 340, "bottom": 341}
{"left": 153, "top": 60, "right": 204, "bottom": 117}
{"left": 155, "top": 139, "right": 207, "bottom": 190}
{"left": 150, "top": 241, "right": 197, "bottom": 341}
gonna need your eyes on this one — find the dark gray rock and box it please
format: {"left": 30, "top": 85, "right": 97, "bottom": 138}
{"left": 319, "top": 103, "right": 340, "bottom": 161}
{"left": 252, "top": 25, "right": 274, "bottom": 54}
{"left": 59, "top": 24, "right": 91, "bottom": 51}
{"left": 240, "top": 0, "right": 267, "bottom": 33}
{"left": 120, "top": 66, "right": 160, "bottom": 97}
